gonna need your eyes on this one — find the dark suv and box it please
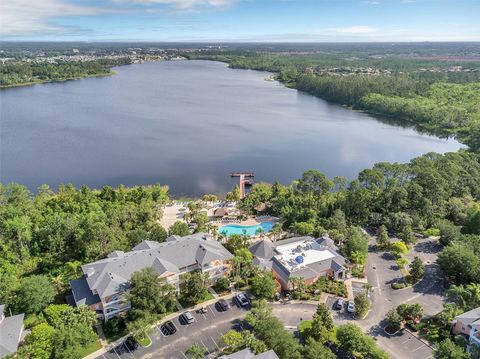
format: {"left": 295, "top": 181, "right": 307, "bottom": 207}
{"left": 124, "top": 336, "right": 139, "bottom": 351}
{"left": 218, "top": 299, "right": 230, "bottom": 311}
{"left": 160, "top": 321, "right": 177, "bottom": 336}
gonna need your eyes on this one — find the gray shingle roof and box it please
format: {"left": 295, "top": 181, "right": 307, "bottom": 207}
{"left": 70, "top": 277, "right": 101, "bottom": 306}
{"left": 82, "top": 233, "right": 233, "bottom": 298}
{"left": 0, "top": 309, "right": 24, "bottom": 357}
{"left": 249, "top": 240, "right": 276, "bottom": 260}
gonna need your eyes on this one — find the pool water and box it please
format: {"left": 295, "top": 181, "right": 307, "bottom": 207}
{"left": 219, "top": 221, "right": 275, "bottom": 237}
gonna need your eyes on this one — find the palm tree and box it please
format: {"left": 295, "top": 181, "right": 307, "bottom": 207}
{"left": 186, "top": 342, "right": 206, "bottom": 359}
{"left": 363, "top": 283, "right": 374, "bottom": 296}
{"left": 270, "top": 224, "right": 282, "bottom": 242}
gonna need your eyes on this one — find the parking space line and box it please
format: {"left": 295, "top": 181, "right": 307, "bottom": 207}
{"left": 180, "top": 351, "right": 188, "bottom": 359}
{"left": 210, "top": 336, "right": 220, "bottom": 350}
{"left": 200, "top": 339, "right": 209, "bottom": 351}
{"left": 412, "top": 344, "right": 428, "bottom": 352}
{"left": 112, "top": 347, "right": 121, "bottom": 359}
{"left": 123, "top": 343, "right": 134, "bottom": 357}
{"left": 209, "top": 305, "right": 216, "bottom": 317}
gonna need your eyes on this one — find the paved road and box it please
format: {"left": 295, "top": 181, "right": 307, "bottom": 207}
{"left": 96, "top": 237, "right": 444, "bottom": 359}
{"left": 356, "top": 236, "right": 445, "bottom": 359}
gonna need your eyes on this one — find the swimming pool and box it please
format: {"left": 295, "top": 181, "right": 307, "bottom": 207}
{"left": 219, "top": 221, "right": 275, "bottom": 237}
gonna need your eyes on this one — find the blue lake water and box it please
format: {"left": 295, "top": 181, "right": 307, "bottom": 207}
{"left": 0, "top": 60, "right": 463, "bottom": 195}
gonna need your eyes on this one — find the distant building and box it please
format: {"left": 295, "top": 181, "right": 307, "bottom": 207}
{"left": 452, "top": 307, "right": 480, "bottom": 351}
{"left": 249, "top": 234, "right": 348, "bottom": 290}
{"left": 0, "top": 305, "right": 24, "bottom": 358}
{"left": 70, "top": 233, "right": 233, "bottom": 321}
{"left": 218, "top": 348, "right": 279, "bottom": 359}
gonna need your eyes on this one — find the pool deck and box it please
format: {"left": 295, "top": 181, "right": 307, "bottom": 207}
{"left": 212, "top": 216, "right": 278, "bottom": 227}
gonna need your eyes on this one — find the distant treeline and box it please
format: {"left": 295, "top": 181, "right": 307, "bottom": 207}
{"left": 185, "top": 51, "right": 480, "bottom": 151}
{"left": 0, "top": 58, "right": 132, "bottom": 87}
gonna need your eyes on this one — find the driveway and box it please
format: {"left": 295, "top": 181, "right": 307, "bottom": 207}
{"left": 357, "top": 236, "right": 446, "bottom": 359}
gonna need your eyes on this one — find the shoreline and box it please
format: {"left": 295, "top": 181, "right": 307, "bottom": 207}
{"left": 0, "top": 70, "right": 117, "bottom": 89}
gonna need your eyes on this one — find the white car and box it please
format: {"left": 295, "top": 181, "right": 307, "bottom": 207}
{"left": 347, "top": 301, "right": 355, "bottom": 313}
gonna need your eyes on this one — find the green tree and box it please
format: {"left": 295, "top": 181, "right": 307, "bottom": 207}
{"left": 342, "top": 227, "right": 369, "bottom": 263}
{"left": 336, "top": 323, "right": 389, "bottom": 359}
{"left": 149, "top": 223, "right": 168, "bottom": 242}
{"left": 303, "top": 337, "right": 336, "bottom": 359}
{"left": 386, "top": 309, "right": 402, "bottom": 331}
{"left": 409, "top": 256, "right": 425, "bottom": 282}
{"left": 220, "top": 330, "right": 244, "bottom": 354}
{"left": 225, "top": 234, "right": 248, "bottom": 253}
{"left": 52, "top": 322, "right": 96, "bottom": 359}
{"left": 438, "top": 221, "right": 462, "bottom": 246}
{"left": 168, "top": 221, "right": 190, "bottom": 236}
{"left": 434, "top": 338, "right": 470, "bottom": 359}
{"left": 354, "top": 292, "right": 371, "bottom": 319}
{"left": 226, "top": 186, "right": 241, "bottom": 202}
{"left": 391, "top": 241, "right": 409, "bottom": 257}
{"left": 186, "top": 342, "right": 206, "bottom": 359}
{"left": 128, "top": 267, "right": 176, "bottom": 317}
{"left": 17, "top": 323, "right": 55, "bottom": 359}
{"left": 464, "top": 207, "right": 480, "bottom": 235}
{"left": 214, "top": 277, "right": 230, "bottom": 293}
{"left": 246, "top": 300, "right": 302, "bottom": 359}
{"left": 180, "top": 270, "right": 210, "bottom": 305}
{"left": 376, "top": 225, "right": 390, "bottom": 250}
{"left": 437, "top": 243, "right": 480, "bottom": 284}
{"left": 309, "top": 303, "right": 334, "bottom": 343}
{"left": 15, "top": 275, "right": 56, "bottom": 314}
{"left": 250, "top": 272, "right": 276, "bottom": 300}
{"left": 126, "top": 314, "right": 153, "bottom": 345}
{"left": 292, "top": 222, "right": 315, "bottom": 236}
{"left": 192, "top": 211, "right": 209, "bottom": 233}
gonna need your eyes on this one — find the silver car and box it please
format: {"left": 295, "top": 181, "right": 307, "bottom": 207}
{"left": 347, "top": 301, "right": 355, "bottom": 313}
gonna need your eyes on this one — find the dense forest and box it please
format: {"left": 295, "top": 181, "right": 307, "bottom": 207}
{"left": 0, "top": 58, "right": 131, "bottom": 87}
{"left": 185, "top": 50, "right": 480, "bottom": 151}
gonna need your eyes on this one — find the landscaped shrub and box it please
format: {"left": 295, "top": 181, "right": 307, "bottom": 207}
{"left": 391, "top": 282, "right": 406, "bottom": 290}
{"left": 214, "top": 277, "right": 231, "bottom": 293}
{"left": 351, "top": 267, "right": 365, "bottom": 278}
{"left": 423, "top": 228, "right": 440, "bottom": 237}
{"left": 102, "top": 317, "right": 127, "bottom": 341}
{"left": 311, "top": 277, "right": 347, "bottom": 297}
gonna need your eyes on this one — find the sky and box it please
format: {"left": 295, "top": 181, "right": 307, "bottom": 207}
{"left": 2, "top": 0, "right": 480, "bottom": 42}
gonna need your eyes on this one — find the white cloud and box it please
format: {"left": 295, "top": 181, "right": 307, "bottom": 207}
{"left": 112, "top": 0, "right": 238, "bottom": 10}
{"left": 333, "top": 26, "right": 379, "bottom": 34}
{"left": 0, "top": 0, "right": 237, "bottom": 36}
{"left": 365, "top": 1, "right": 380, "bottom": 5}
{"left": 0, "top": 0, "right": 104, "bottom": 36}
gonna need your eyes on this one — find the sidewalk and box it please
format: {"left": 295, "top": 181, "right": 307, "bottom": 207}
{"left": 83, "top": 292, "right": 236, "bottom": 359}
{"left": 344, "top": 277, "right": 368, "bottom": 300}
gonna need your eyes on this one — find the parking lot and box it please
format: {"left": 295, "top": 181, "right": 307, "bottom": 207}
{"left": 376, "top": 329, "right": 434, "bottom": 359}
{"left": 97, "top": 298, "right": 251, "bottom": 359}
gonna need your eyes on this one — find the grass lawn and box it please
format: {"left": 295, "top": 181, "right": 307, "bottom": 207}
{"left": 298, "top": 320, "right": 313, "bottom": 340}
{"left": 23, "top": 313, "right": 45, "bottom": 329}
{"left": 103, "top": 326, "right": 128, "bottom": 343}
{"left": 179, "top": 292, "right": 214, "bottom": 308}
{"left": 138, "top": 334, "right": 152, "bottom": 347}
{"left": 77, "top": 340, "right": 102, "bottom": 357}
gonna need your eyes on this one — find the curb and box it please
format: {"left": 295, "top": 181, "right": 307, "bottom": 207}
{"left": 83, "top": 292, "right": 237, "bottom": 359}
{"left": 403, "top": 327, "right": 435, "bottom": 350}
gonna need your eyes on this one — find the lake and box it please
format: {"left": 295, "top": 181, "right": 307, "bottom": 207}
{"left": 0, "top": 60, "right": 463, "bottom": 196}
